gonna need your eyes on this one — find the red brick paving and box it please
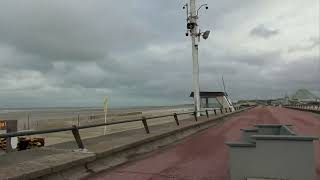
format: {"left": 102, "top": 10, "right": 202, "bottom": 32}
{"left": 87, "top": 106, "right": 320, "bottom": 180}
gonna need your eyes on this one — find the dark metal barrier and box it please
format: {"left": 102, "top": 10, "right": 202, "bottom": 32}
{"left": 0, "top": 107, "right": 245, "bottom": 150}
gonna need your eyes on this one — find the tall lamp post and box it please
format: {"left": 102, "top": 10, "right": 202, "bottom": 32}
{"left": 182, "top": 0, "right": 210, "bottom": 116}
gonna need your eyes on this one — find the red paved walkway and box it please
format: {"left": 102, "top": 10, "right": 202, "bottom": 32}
{"left": 88, "top": 106, "right": 320, "bottom": 180}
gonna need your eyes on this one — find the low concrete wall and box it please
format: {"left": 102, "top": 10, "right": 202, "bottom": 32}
{"left": 227, "top": 124, "right": 318, "bottom": 180}
{"left": 229, "top": 139, "right": 316, "bottom": 180}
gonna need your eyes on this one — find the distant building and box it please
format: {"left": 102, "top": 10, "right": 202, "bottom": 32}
{"left": 290, "top": 89, "right": 319, "bottom": 104}
{"left": 190, "top": 91, "right": 234, "bottom": 110}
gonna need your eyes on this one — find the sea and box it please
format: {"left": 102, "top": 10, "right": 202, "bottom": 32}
{"left": 0, "top": 104, "right": 192, "bottom": 122}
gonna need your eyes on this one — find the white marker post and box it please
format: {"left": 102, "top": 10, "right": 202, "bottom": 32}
{"left": 103, "top": 96, "right": 108, "bottom": 135}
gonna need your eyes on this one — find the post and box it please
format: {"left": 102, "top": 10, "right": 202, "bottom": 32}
{"left": 205, "top": 110, "right": 209, "bottom": 118}
{"left": 193, "top": 111, "right": 198, "bottom": 121}
{"left": 214, "top": 109, "right": 217, "bottom": 115}
{"left": 104, "top": 112, "right": 107, "bottom": 135}
{"left": 5, "top": 120, "right": 18, "bottom": 152}
{"left": 173, "top": 113, "right": 180, "bottom": 126}
{"left": 103, "top": 96, "right": 108, "bottom": 135}
{"left": 71, "top": 125, "right": 84, "bottom": 149}
{"left": 142, "top": 117, "right": 150, "bottom": 134}
{"left": 77, "top": 114, "right": 80, "bottom": 126}
{"left": 27, "top": 114, "right": 30, "bottom": 130}
{"left": 190, "top": 0, "right": 201, "bottom": 117}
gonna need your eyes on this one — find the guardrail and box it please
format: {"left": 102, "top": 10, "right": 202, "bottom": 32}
{"left": 284, "top": 105, "right": 320, "bottom": 112}
{"left": 0, "top": 107, "right": 243, "bottom": 151}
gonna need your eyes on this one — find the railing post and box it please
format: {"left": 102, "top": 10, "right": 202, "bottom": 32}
{"left": 214, "top": 109, "right": 217, "bottom": 115}
{"left": 193, "top": 112, "right": 198, "bottom": 121}
{"left": 71, "top": 125, "right": 84, "bottom": 149}
{"left": 5, "top": 137, "right": 13, "bottom": 152}
{"left": 5, "top": 120, "right": 18, "bottom": 152}
{"left": 77, "top": 114, "right": 80, "bottom": 126}
{"left": 27, "top": 114, "right": 30, "bottom": 130}
{"left": 142, "top": 117, "right": 150, "bottom": 134}
{"left": 205, "top": 110, "right": 209, "bottom": 118}
{"left": 173, "top": 113, "right": 179, "bottom": 126}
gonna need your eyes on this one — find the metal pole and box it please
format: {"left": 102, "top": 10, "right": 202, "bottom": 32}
{"left": 141, "top": 117, "right": 150, "bottom": 134}
{"left": 71, "top": 125, "right": 84, "bottom": 149}
{"left": 27, "top": 114, "right": 30, "bottom": 130}
{"left": 104, "top": 112, "right": 107, "bottom": 135}
{"left": 193, "top": 111, "right": 198, "bottom": 121}
{"left": 173, "top": 113, "right": 180, "bottom": 126}
{"left": 190, "top": 0, "right": 201, "bottom": 117}
{"left": 77, "top": 114, "right": 80, "bottom": 126}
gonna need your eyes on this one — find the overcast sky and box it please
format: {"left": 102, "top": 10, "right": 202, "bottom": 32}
{"left": 0, "top": 0, "right": 319, "bottom": 108}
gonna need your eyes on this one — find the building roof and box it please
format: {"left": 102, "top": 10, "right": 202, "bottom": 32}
{"left": 290, "top": 89, "right": 319, "bottom": 101}
{"left": 190, "top": 91, "right": 226, "bottom": 97}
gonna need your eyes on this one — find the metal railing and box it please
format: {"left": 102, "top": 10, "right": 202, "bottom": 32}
{"left": 285, "top": 104, "right": 320, "bottom": 112}
{"left": 0, "top": 107, "right": 242, "bottom": 150}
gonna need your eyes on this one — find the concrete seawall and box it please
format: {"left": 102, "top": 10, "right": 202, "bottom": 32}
{"left": 0, "top": 107, "right": 253, "bottom": 180}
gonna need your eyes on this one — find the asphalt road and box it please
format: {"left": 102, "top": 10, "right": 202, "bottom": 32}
{"left": 87, "top": 106, "right": 320, "bottom": 180}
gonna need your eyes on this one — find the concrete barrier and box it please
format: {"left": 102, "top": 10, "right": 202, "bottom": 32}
{"left": 226, "top": 124, "right": 318, "bottom": 180}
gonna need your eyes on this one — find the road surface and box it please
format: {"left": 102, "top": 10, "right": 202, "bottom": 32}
{"left": 87, "top": 106, "right": 320, "bottom": 180}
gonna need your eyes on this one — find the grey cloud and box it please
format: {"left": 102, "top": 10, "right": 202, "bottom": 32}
{"left": 0, "top": 0, "right": 318, "bottom": 108}
{"left": 0, "top": 1, "right": 170, "bottom": 61}
{"left": 288, "top": 37, "right": 320, "bottom": 53}
{"left": 250, "top": 24, "right": 279, "bottom": 39}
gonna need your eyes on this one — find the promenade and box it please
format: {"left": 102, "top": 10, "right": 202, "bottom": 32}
{"left": 88, "top": 106, "right": 320, "bottom": 180}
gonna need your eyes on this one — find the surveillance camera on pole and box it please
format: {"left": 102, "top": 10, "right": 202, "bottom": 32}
{"left": 202, "top": 30, "right": 210, "bottom": 39}
{"left": 180, "top": 0, "right": 210, "bottom": 117}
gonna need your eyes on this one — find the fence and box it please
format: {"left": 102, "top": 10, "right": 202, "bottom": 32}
{"left": 0, "top": 107, "right": 242, "bottom": 151}
{"left": 284, "top": 104, "right": 320, "bottom": 112}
